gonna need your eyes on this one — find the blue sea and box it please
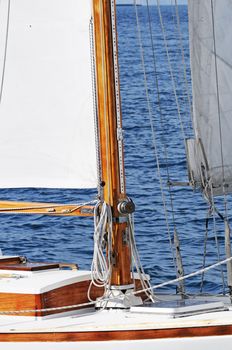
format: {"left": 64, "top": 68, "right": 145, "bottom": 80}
{"left": 0, "top": 5, "right": 228, "bottom": 295}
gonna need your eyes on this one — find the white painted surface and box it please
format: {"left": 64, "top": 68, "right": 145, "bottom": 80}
{"left": 0, "top": 303, "right": 232, "bottom": 331}
{"left": 0, "top": 268, "right": 150, "bottom": 294}
{"left": 0, "top": 269, "right": 91, "bottom": 293}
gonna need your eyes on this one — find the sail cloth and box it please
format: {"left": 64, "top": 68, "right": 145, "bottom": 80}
{"left": 187, "top": 0, "right": 232, "bottom": 196}
{"left": 0, "top": 0, "right": 97, "bottom": 188}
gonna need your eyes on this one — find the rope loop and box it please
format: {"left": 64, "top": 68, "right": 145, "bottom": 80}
{"left": 88, "top": 201, "right": 113, "bottom": 301}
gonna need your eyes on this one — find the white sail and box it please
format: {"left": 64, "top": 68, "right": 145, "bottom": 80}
{"left": 187, "top": 0, "right": 232, "bottom": 195}
{"left": 0, "top": 0, "right": 97, "bottom": 188}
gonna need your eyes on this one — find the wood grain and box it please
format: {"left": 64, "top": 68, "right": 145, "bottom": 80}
{"left": 0, "top": 276, "right": 148, "bottom": 317}
{"left": 0, "top": 324, "right": 232, "bottom": 342}
{"left": 0, "top": 280, "right": 104, "bottom": 317}
{"left": 0, "top": 257, "right": 22, "bottom": 265}
{"left": 0, "top": 201, "right": 94, "bottom": 216}
{"left": 92, "top": 0, "right": 132, "bottom": 288}
{"left": 0, "top": 262, "right": 60, "bottom": 271}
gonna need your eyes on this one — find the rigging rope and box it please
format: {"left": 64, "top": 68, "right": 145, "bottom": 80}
{"left": 211, "top": 191, "right": 226, "bottom": 294}
{"left": 1, "top": 255, "right": 232, "bottom": 315}
{"left": 144, "top": 0, "right": 186, "bottom": 293}
{"left": 200, "top": 209, "right": 210, "bottom": 293}
{"left": 156, "top": 0, "right": 186, "bottom": 141}
{"left": 135, "top": 0, "right": 188, "bottom": 296}
{"left": 134, "top": 0, "right": 178, "bottom": 281}
{"left": 88, "top": 201, "right": 154, "bottom": 303}
{"left": 171, "top": 0, "right": 193, "bottom": 130}
{"left": 128, "top": 213, "right": 155, "bottom": 302}
{"left": 201, "top": 179, "right": 226, "bottom": 293}
{"left": 134, "top": 255, "right": 232, "bottom": 296}
{"left": 89, "top": 201, "right": 112, "bottom": 297}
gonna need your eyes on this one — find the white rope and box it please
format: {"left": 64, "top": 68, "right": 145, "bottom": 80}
{"left": 0, "top": 300, "right": 97, "bottom": 315}
{"left": 133, "top": 256, "right": 232, "bottom": 296}
{"left": 88, "top": 201, "right": 112, "bottom": 301}
{"left": 1, "top": 256, "right": 232, "bottom": 315}
{"left": 128, "top": 214, "right": 155, "bottom": 302}
{"left": 88, "top": 201, "right": 155, "bottom": 302}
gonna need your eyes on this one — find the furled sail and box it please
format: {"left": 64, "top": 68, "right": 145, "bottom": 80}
{"left": 187, "top": 0, "right": 232, "bottom": 196}
{"left": 0, "top": 0, "right": 97, "bottom": 188}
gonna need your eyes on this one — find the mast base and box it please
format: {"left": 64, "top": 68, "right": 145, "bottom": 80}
{"left": 95, "top": 288, "right": 143, "bottom": 309}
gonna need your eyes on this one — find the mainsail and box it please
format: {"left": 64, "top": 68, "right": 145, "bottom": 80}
{"left": 187, "top": 0, "right": 232, "bottom": 196}
{"left": 0, "top": 0, "right": 97, "bottom": 189}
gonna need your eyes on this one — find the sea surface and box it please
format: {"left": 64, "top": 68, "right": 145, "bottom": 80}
{"left": 0, "top": 5, "right": 229, "bottom": 294}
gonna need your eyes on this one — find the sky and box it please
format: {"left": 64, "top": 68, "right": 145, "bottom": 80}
{"left": 117, "top": 0, "right": 188, "bottom": 4}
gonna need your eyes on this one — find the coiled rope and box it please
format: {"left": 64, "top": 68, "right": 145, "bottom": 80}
{"left": 88, "top": 201, "right": 112, "bottom": 301}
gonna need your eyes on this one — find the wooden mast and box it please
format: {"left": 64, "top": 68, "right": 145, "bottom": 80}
{"left": 92, "top": 0, "right": 133, "bottom": 287}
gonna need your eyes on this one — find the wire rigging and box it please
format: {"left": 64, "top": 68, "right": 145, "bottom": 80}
{"left": 134, "top": 0, "right": 178, "bottom": 281}
{"left": 144, "top": 0, "right": 185, "bottom": 293}
{"left": 202, "top": 181, "right": 226, "bottom": 293}
{"left": 128, "top": 213, "right": 155, "bottom": 302}
{"left": 1, "top": 255, "right": 232, "bottom": 315}
{"left": 156, "top": 0, "right": 186, "bottom": 141}
{"left": 171, "top": 0, "right": 193, "bottom": 132}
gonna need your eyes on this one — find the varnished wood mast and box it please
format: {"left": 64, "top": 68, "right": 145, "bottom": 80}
{"left": 92, "top": 0, "right": 132, "bottom": 286}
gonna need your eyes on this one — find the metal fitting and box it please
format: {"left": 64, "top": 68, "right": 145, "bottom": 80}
{"left": 117, "top": 199, "right": 135, "bottom": 215}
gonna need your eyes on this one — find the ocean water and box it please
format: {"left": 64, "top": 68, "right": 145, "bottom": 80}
{"left": 0, "top": 5, "right": 228, "bottom": 295}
